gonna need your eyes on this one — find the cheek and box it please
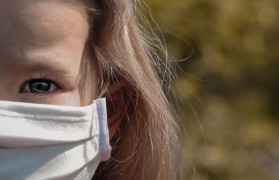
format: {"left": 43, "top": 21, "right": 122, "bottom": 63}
{"left": 18, "top": 92, "right": 82, "bottom": 106}
{"left": 78, "top": 54, "right": 100, "bottom": 106}
{"left": 55, "top": 93, "right": 81, "bottom": 106}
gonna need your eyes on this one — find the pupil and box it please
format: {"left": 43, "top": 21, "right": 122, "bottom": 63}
{"left": 29, "top": 79, "right": 51, "bottom": 93}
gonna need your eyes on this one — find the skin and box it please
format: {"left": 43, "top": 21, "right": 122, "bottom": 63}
{"left": 0, "top": 0, "right": 125, "bottom": 139}
{"left": 0, "top": 0, "right": 150, "bottom": 174}
{"left": 0, "top": 0, "right": 98, "bottom": 106}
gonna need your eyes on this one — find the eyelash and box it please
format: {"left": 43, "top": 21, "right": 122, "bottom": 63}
{"left": 19, "top": 78, "right": 62, "bottom": 95}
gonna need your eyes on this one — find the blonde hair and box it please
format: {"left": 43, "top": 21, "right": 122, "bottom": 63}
{"left": 84, "top": 0, "right": 181, "bottom": 179}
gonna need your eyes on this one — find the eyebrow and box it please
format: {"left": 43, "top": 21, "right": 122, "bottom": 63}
{"left": 12, "top": 56, "right": 79, "bottom": 78}
{"left": 21, "top": 64, "right": 75, "bottom": 78}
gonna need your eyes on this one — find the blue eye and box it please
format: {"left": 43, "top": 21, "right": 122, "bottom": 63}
{"left": 20, "top": 79, "right": 58, "bottom": 93}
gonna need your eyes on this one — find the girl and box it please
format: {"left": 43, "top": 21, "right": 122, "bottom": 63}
{"left": 0, "top": 0, "right": 181, "bottom": 179}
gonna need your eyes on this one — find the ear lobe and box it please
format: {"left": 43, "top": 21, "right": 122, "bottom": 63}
{"left": 106, "top": 81, "right": 133, "bottom": 140}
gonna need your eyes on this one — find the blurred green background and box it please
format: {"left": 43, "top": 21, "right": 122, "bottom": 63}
{"left": 145, "top": 0, "right": 279, "bottom": 179}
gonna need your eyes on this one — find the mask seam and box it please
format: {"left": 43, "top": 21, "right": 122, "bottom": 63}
{"left": 0, "top": 114, "right": 90, "bottom": 121}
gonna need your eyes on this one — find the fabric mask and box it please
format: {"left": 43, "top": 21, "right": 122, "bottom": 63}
{"left": 0, "top": 98, "right": 111, "bottom": 180}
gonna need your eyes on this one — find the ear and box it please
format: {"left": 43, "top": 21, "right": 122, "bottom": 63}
{"left": 106, "top": 81, "right": 133, "bottom": 140}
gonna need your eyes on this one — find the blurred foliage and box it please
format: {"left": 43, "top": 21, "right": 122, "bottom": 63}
{"left": 145, "top": 0, "right": 279, "bottom": 179}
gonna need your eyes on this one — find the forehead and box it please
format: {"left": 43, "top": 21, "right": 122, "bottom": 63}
{"left": 0, "top": 0, "right": 89, "bottom": 58}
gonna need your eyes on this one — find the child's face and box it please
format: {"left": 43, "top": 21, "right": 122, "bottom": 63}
{"left": 0, "top": 0, "right": 98, "bottom": 106}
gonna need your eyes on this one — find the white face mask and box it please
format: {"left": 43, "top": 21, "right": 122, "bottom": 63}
{"left": 0, "top": 98, "right": 111, "bottom": 180}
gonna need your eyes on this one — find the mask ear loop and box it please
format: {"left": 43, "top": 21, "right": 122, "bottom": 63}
{"left": 96, "top": 74, "right": 106, "bottom": 99}
{"left": 96, "top": 86, "right": 107, "bottom": 99}
{"left": 96, "top": 65, "right": 115, "bottom": 99}
{"left": 95, "top": 64, "right": 109, "bottom": 99}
